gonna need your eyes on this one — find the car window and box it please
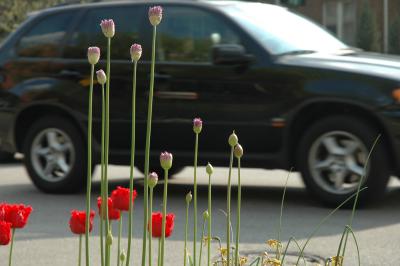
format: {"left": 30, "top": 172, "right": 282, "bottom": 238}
{"left": 157, "top": 6, "right": 243, "bottom": 63}
{"left": 17, "top": 12, "right": 74, "bottom": 58}
{"left": 64, "top": 6, "right": 144, "bottom": 60}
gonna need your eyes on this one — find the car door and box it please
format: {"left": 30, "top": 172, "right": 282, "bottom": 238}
{"left": 63, "top": 4, "right": 148, "bottom": 159}
{"left": 148, "top": 4, "right": 282, "bottom": 161}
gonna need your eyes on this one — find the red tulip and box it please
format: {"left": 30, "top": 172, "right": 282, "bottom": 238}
{"left": 97, "top": 197, "right": 120, "bottom": 220}
{"left": 149, "top": 212, "right": 175, "bottom": 238}
{"left": 0, "top": 221, "right": 11, "bottom": 245}
{"left": 0, "top": 203, "right": 6, "bottom": 220}
{"left": 69, "top": 210, "right": 95, "bottom": 235}
{"left": 4, "top": 204, "right": 32, "bottom": 229}
{"left": 111, "top": 186, "right": 137, "bottom": 211}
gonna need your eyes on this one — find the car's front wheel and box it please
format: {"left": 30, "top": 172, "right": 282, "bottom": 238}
{"left": 23, "top": 116, "right": 87, "bottom": 193}
{"left": 296, "top": 115, "right": 390, "bottom": 207}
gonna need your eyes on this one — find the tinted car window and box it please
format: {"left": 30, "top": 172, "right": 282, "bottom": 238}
{"left": 64, "top": 6, "right": 144, "bottom": 60}
{"left": 157, "top": 6, "right": 242, "bottom": 63}
{"left": 17, "top": 12, "right": 74, "bottom": 57}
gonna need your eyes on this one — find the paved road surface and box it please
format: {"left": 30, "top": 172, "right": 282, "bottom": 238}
{"left": 0, "top": 163, "right": 399, "bottom": 265}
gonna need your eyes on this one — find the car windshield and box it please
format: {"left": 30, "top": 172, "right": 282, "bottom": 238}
{"left": 225, "top": 2, "right": 348, "bottom": 55}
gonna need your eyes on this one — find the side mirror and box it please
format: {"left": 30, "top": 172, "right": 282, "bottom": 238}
{"left": 212, "top": 44, "right": 253, "bottom": 65}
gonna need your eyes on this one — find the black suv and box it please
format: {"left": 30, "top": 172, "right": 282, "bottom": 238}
{"left": 1, "top": 0, "right": 400, "bottom": 206}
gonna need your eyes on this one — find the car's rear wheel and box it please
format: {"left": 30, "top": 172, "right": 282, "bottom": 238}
{"left": 23, "top": 116, "right": 88, "bottom": 193}
{"left": 296, "top": 115, "right": 390, "bottom": 207}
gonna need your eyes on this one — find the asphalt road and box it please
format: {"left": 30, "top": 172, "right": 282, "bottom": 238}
{"left": 0, "top": 163, "right": 399, "bottom": 265}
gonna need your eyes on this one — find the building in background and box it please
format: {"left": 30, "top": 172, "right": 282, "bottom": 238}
{"left": 263, "top": 0, "right": 400, "bottom": 54}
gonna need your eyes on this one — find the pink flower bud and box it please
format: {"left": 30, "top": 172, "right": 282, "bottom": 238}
{"left": 100, "top": 19, "right": 115, "bottom": 38}
{"left": 160, "top": 151, "right": 173, "bottom": 170}
{"left": 193, "top": 118, "right": 202, "bottom": 134}
{"left": 149, "top": 6, "right": 163, "bottom": 26}
{"left": 130, "top": 43, "right": 142, "bottom": 62}
{"left": 148, "top": 172, "right": 158, "bottom": 188}
{"left": 96, "top": 69, "right": 107, "bottom": 85}
{"left": 87, "top": 46, "right": 100, "bottom": 65}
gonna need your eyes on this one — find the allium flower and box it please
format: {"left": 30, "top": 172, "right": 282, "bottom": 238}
{"left": 228, "top": 131, "right": 238, "bottom": 147}
{"left": 96, "top": 69, "right": 106, "bottom": 85}
{"left": 130, "top": 43, "right": 142, "bottom": 62}
{"left": 149, "top": 212, "right": 175, "bottom": 238}
{"left": 100, "top": 19, "right": 115, "bottom": 38}
{"left": 148, "top": 172, "right": 158, "bottom": 188}
{"left": 0, "top": 221, "right": 11, "bottom": 245}
{"left": 4, "top": 204, "right": 32, "bottom": 229}
{"left": 234, "top": 144, "right": 243, "bottom": 158}
{"left": 185, "top": 191, "right": 192, "bottom": 204}
{"left": 193, "top": 118, "right": 202, "bottom": 134}
{"left": 111, "top": 186, "right": 137, "bottom": 211}
{"left": 69, "top": 210, "right": 95, "bottom": 235}
{"left": 203, "top": 210, "right": 209, "bottom": 220}
{"left": 148, "top": 6, "right": 163, "bottom": 26}
{"left": 87, "top": 46, "right": 100, "bottom": 65}
{"left": 206, "top": 162, "right": 213, "bottom": 175}
{"left": 97, "top": 197, "right": 120, "bottom": 220}
{"left": 160, "top": 151, "right": 173, "bottom": 170}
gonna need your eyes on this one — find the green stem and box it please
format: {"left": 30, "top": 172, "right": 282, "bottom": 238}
{"left": 8, "top": 228, "right": 15, "bottom": 266}
{"left": 161, "top": 169, "right": 169, "bottom": 266}
{"left": 277, "top": 168, "right": 292, "bottom": 260}
{"left": 281, "top": 237, "right": 306, "bottom": 266}
{"left": 184, "top": 199, "right": 189, "bottom": 266}
{"left": 234, "top": 158, "right": 241, "bottom": 266}
{"left": 158, "top": 238, "right": 162, "bottom": 266}
{"left": 193, "top": 133, "right": 199, "bottom": 266}
{"left": 207, "top": 172, "right": 212, "bottom": 266}
{"left": 100, "top": 83, "right": 106, "bottom": 266}
{"left": 85, "top": 63, "right": 94, "bottom": 266}
{"left": 79, "top": 235, "right": 82, "bottom": 266}
{"left": 226, "top": 146, "right": 234, "bottom": 266}
{"left": 117, "top": 212, "right": 122, "bottom": 266}
{"left": 126, "top": 59, "right": 138, "bottom": 266}
{"left": 149, "top": 188, "right": 154, "bottom": 266}
{"left": 142, "top": 24, "right": 157, "bottom": 266}
{"left": 294, "top": 187, "right": 368, "bottom": 266}
{"left": 199, "top": 217, "right": 207, "bottom": 266}
{"left": 105, "top": 36, "right": 111, "bottom": 266}
{"left": 340, "top": 136, "right": 380, "bottom": 263}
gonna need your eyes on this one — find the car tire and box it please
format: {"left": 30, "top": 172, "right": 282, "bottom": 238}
{"left": 23, "top": 116, "right": 88, "bottom": 193}
{"left": 296, "top": 115, "right": 390, "bottom": 207}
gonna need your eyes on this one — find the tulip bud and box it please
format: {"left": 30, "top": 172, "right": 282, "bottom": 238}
{"left": 203, "top": 210, "right": 209, "bottom": 220}
{"left": 148, "top": 172, "right": 158, "bottom": 189}
{"left": 87, "top": 46, "right": 100, "bottom": 65}
{"left": 185, "top": 191, "right": 192, "bottom": 204}
{"left": 234, "top": 144, "right": 243, "bottom": 158}
{"left": 160, "top": 151, "right": 173, "bottom": 170}
{"left": 130, "top": 43, "right": 142, "bottom": 62}
{"left": 149, "top": 6, "right": 163, "bottom": 26}
{"left": 96, "top": 69, "right": 106, "bottom": 85}
{"left": 228, "top": 131, "right": 238, "bottom": 147}
{"left": 100, "top": 19, "right": 115, "bottom": 38}
{"left": 206, "top": 162, "right": 213, "bottom": 175}
{"left": 193, "top": 117, "right": 202, "bottom": 134}
{"left": 106, "top": 231, "right": 113, "bottom": 245}
{"left": 120, "top": 249, "right": 126, "bottom": 262}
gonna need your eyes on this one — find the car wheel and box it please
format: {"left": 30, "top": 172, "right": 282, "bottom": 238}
{"left": 296, "top": 115, "right": 390, "bottom": 207}
{"left": 23, "top": 116, "right": 88, "bottom": 193}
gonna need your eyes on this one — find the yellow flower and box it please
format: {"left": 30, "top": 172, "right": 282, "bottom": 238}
{"left": 219, "top": 248, "right": 228, "bottom": 257}
{"left": 264, "top": 258, "right": 282, "bottom": 266}
{"left": 239, "top": 256, "right": 248, "bottom": 266}
{"left": 325, "top": 256, "right": 343, "bottom": 266}
{"left": 266, "top": 239, "right": 282, "bottom": 249}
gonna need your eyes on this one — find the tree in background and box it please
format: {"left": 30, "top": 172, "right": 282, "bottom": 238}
{"left": 389, "top": 15, "right": 400, "bottom": 55}
{"left": 356, "top": 0, "right": 380, "bottom": 52}
{"left": 0, "top": 0, "right": 90, "bottom": 40}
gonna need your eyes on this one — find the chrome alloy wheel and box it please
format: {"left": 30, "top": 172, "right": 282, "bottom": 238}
{"left": 308, "top": 131, "right": 369, "bottom": 195}
{"left": 30, "top": 128, "right": 75, "bottom": 183}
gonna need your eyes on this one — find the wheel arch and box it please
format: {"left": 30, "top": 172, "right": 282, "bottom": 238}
{"left": 287, "top": 100, "right": 397, "bottom": 173}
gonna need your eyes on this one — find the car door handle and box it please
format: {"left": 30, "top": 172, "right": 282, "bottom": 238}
{"left": 155, "top": 91, "right": 198, "bottom": 100}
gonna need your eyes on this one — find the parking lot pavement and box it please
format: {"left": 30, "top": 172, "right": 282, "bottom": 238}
{"left": 0, "top": 163, "right": 399, "bottom": 265}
